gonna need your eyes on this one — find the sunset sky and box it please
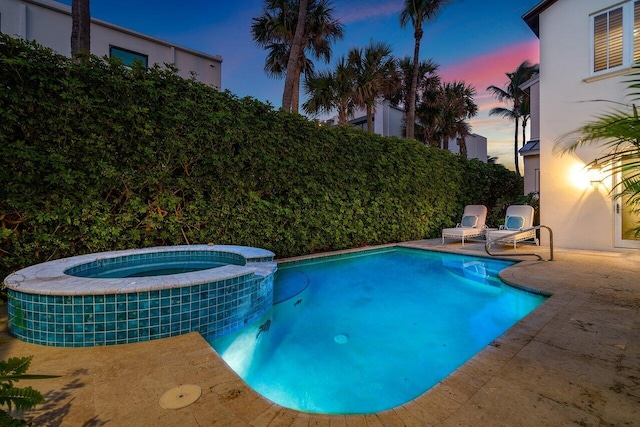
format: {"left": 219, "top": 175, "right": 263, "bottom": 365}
{"left": 58, "top": 0, "right": 541, "bottom": 169}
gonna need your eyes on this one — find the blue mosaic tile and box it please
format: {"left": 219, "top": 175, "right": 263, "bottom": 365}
{"left": 7, "top": 257, "right": 275, "bottom": 347}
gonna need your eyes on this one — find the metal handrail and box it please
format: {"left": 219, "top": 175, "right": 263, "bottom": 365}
{"left": 484, "top": 225, "right": 554, "bottom": 261}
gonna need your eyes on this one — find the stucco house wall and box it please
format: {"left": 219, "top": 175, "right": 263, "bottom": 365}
{"left": 446, "top": 134, "right": 488, "bottom": 163}
{"left": 0, "top": 0, "right": 222, "bottom": 88}
{"left": 529, "top": 0, "right": 634, "bottom": 250}
{"left": 523, "top": 152, "right": 540, "bottom": 196}
{"left": 520, "top": 76, "right": 540, "bottom": 195}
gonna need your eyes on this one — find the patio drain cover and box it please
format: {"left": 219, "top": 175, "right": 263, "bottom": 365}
{"left": 159, "top": 384, "right": 202, "bottom": 409}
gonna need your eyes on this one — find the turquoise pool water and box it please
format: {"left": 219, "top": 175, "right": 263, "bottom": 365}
{"left": 65, "top": 250, "right": 244, "bottom": 278}
{"left": 210, "top": 247, "right": 546, "bottom": 414}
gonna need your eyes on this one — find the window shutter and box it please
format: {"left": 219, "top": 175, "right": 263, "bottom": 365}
{"left": 594, "top": 13, "right": 608, "bottom": 71}
{"left": 593, "top": 7, "right": 624, "bottom": 72}
{"left": 634, "top": 1, "right": 640, "bottom": 63}
{"left": 609, "top": 8, "right": 624, "bottom": 68}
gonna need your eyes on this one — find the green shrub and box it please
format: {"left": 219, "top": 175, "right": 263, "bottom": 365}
{"left": 0, "top": 35, "right": 521, "bottom": 278}
{"left": 456, "top": 158, "right": 524, "bottom": 227}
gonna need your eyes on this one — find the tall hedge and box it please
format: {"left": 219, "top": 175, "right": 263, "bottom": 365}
{"left": 0, "top": 35, "right": 521, "bottom": 278}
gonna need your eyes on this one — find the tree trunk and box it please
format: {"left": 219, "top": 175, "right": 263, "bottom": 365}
{"left": 71, "top": 0, "right": 91, "bottom": 55}
{"left": 406, "top": 28, "right": 423, "bottom": 140}
{"left": 291, "top": 66, "right": 301, "bottom": 113}
{"left": 366, "top": 103, "right": 374, "bottom": 132}
{"left": 338, "top": 103, "right": 347, "bottom": 125}
{"left": 458, "top": 137, "right": 468, "bottom": 159}
{"left": 282, "top": 0, "right": 308, "bottom": 112}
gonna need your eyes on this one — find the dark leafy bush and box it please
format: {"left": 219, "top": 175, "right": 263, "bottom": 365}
{"left": 455, "top": 158, "right": 524, "bottom": 227}
{"left": 0, "top": 35, "right": 521, "bottom": 278}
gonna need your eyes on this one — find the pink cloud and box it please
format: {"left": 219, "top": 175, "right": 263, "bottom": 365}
{"left": 436, "top": 39, "right": 540, "bottom": 149}
{"left": 439, "top": 39, "right": 540, "bottom": 92}
{"left": 338, "top": 1, "right": 402, "bottom": 24}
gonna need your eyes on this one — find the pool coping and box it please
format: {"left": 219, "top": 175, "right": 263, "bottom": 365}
{"left": 2, "top": 239, "right": 639, "bottom": 425}
{"left": 3, "top": 244, "right": 276, "bottom": 295}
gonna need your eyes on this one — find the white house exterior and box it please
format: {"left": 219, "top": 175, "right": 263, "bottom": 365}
{"left": 349, "top": 100, "right": 406, "bottom": 138}
{"left": 444, "top": 133, "right": 488, "bottom": 163}
{"left": 524, "top": 0, "right": 640, "bottom": 250}
{"left": 519, "top": 75, "right": 540, "bottom": 195}
{"left": 348, "top": 99, "right": 488, "bottom": 162}
{"left": 0, "top": 0, "right": 222, "bottom": 88}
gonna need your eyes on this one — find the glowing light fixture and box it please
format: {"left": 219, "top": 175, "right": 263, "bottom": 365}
{"left": 588, "top": 160, "right": 604, "bottom": 187}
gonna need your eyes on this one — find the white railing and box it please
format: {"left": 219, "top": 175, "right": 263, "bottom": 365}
{"left": 484, "top": 225, "right": 554, "bottom": 261}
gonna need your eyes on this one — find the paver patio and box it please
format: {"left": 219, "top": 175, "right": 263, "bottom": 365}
{"left": 1, "top": 239, "right": 638, "bottom": 426}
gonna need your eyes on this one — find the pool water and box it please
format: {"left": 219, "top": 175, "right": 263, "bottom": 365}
{"left": 209, "top": 247, "right": 546, "bottom": 414}
{"left": 71, "top": 261, "right": 227, "bottom": 278}
{"left": 64, "top": 250, "right": 245, "bottom": 279}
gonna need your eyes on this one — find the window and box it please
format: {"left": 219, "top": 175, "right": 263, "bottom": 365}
{"left": 594, "top": 6, "right": 623, "bottom": 72}
{"left": 635, "top": 1, "right": 640, "bottom": 61}
{"left": 592, "top": 1, "right": 640, "bottom": 73}
{"left": 349, "top": 117, "right": 368, "bottom": 131}
{"left": 109, "top": 46, "right": 148, "bottom": 67}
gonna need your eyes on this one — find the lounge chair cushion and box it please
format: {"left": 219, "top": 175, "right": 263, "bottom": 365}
{"left": 505, "top": 215, "right": 525, "bottom": 230}
{"left": 461, "top": 215, "right": 478, "bottom": 227}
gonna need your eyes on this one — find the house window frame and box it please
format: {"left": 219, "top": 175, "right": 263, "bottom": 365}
{"left": 590, "top": 1, "right": 639, "bottom": 75}
{"left": 109, "top": 45, "right": 148, "bottom": 68}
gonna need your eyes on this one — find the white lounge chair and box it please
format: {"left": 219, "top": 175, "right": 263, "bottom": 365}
{"left": 486, "top": 205, "right": 538, "bottom": 249}
{"left": 441, "top": 205, "right": 487, "bottom": 246}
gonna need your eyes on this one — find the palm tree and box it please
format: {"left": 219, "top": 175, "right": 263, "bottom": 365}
{"left": 414, "top": 72, "right": 443, "bottom": 145}
{"left": 348, "top": 41, "right": 401, "bottom": 133}
{"left": 487, "top": 61, "right": 539, "bottom": 176}
{"left": 400, "top": 0, "right": 453, "bottom": 140}
{"left": 416, "top": 80, "right": 477, "bottom": 155}
{"left": 302, "top": 56, "right": 356, "bottom": 124}
{"left": 282, "top": 0, "right": 308, "bottom": 111}
{"left": 441, "top": 82, "right": 478, "bottom": 158}
{"left": 251, "top": 0, "right": 344, "bottom": 113}
{"left": 71, "top": 0, "right": 90, "bottom": 55}
{"left": 388, "top": 56, "right": 439, "bottom": 108}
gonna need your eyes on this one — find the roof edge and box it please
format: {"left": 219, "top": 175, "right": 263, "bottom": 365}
{"left": 21, "top": 0, "right": 223, "bottom": 62}
{"left": 522, "top": 0, "right": 559, "bottom": 37}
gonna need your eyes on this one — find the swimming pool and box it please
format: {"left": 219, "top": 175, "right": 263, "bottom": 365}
{"left": 210, "top": 247, "right": 547, "bottom": 414}
{"left": 4, "top": 245, "right": 277, "bottom": 346}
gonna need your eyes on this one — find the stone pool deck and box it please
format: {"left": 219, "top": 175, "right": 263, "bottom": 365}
{"left": 0, "top": 240, "right": 639, "bottom": 426}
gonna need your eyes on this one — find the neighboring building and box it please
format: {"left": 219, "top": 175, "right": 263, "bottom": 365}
{"left": 519, "top": 74, "right": 540, "bottom": 195}
{"left": 0, "top": 0, "right": 222, "bottom": 88}
{"left": 444, "top": 133, "right": 488, "bottom": 163}
{"left": 523, "top": 0, "right": 640, "bottom": 250}
{"left": 348, "top": 99, "right": 488, "bottom": 162}
{"left": 349, "top": 99, "right": 406, "bottom": 138}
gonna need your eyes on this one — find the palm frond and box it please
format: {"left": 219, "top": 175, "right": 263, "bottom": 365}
{"left": 0, "top": 385, "right": 45, "bottom": 411}
{"left": 0, "top": 357, "right": 32, "bottom": 378}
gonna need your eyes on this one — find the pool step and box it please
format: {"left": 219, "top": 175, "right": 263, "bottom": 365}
{"left": 443, "top": 260, "right": 503, "bottom": 287}
{"left": 273, "top": 270, "right": 310, "bottom": 304}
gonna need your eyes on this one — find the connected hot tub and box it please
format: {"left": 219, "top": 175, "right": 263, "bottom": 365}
{"left": 3, "top": 245, "right": 277, "bottom": 347}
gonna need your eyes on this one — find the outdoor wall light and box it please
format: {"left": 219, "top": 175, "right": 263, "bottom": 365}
{"left": 587, "top": 161, "right": 605, "bottom": 187}
{"left": 569, "top": 159, "right": 607, "bottom": 191}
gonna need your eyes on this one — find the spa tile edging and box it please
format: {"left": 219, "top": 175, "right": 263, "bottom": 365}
{"left": 3, "top": 245, "right": 277, "bottom": 347}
